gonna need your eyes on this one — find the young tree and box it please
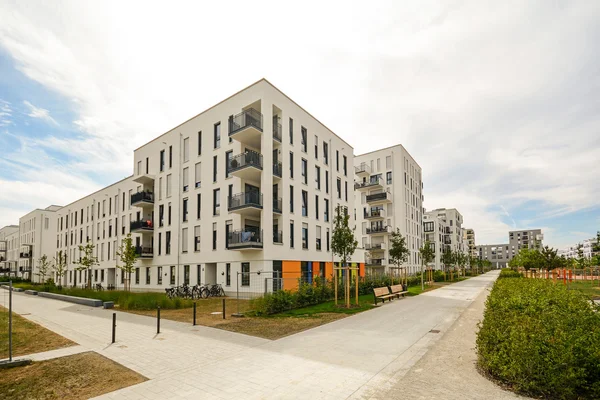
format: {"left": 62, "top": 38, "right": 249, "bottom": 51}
{"left": 36, "top": 254, "right": 51, "bottom": 284}
{"left": 419, "top": 241, "right": 435, "bottom": 290}
{"left": 440, "top": 248, "right": 454, "bottom": 279}
{"left": 116, "top": 233, "right": 138, "bottom": 291}
{"left": 53, "top": 250, "right": 67, "bottom": 288}
{"left": 331, "top": 205, "right": 358, "bottom": 308}
{"left": 541, "top": 246, "right": 560, "bottom": 270}
{"left": 389, "top": 228, "right": 410, "bottom": 273}
{"left": 575, "top": 243, "right": 586, "bottom": 269}
{"left": 75, "top": 242, "right": 98, "bottom": 289}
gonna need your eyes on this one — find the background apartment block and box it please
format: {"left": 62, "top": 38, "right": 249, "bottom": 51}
{"left": 476, "top": 228, "right": 544, "bottom": 268}
{"left": 18, "top": 206, "right": 61, "bottom": 282}
{"left": 0, "top": 225, "right": 18, "bottom": 277}
{"left": 463, "top": 228, "right": 476, "bottom": 257}
{"left": 559, "top": 237, "right": 598, "bottom": 260}
{"left": 422, "top": 208, "right": 466, "bottom": 270}
{"left": 354, "top": 145, "right": 423, "bottom": 275}
{"left": 476, "top": 243, "right": 511, "bottom": 268}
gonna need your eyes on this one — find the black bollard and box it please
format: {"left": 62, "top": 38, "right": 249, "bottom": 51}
{"left": 222, "top": 298, "right": 226, "bottom": 320}
{"left": 157, "top": 306, "right": 161, "bottom": 334}
{"left": 193, "top": 302, "right": 197, "bottom": 326}
{"left": 112, "top": 313, "right": 116, "bottom": 344}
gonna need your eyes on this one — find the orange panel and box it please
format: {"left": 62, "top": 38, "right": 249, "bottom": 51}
{"left": 325, "top": 262, "right": 334, "bottom": 279}
{"left": 283, "top": 261, "right": 301, "bottom": 291}
{"left": 312, "top": 262, "right": 320, "bottom": 279}
{"left": 359, "top": 263, "right": 365, "bottom": 277}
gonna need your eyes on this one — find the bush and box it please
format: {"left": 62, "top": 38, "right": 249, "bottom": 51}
{"left": 477, "top": 278, "right": 600, "bottom": 399}
{"left": 498, "top": 269, "right": 522, "bottom": 279}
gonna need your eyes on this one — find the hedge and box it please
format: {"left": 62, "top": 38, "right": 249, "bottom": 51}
{"left": 477, "top": 277, "right": 600, "bottom": 399}
{"left": 498, "top": 268, "right": 523, "bottom": 279}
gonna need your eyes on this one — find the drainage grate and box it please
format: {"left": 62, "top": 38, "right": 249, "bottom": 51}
{"left": 429, "top": 329, "right": 441, "bottom": 334}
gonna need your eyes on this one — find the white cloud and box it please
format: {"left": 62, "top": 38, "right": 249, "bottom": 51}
{"left": 22, "top": 100, "right": 58, "bottom": 125}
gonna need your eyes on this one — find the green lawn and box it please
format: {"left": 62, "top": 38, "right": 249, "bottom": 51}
{"left": 564, "top": 280, "right": 600, "bottom": 299}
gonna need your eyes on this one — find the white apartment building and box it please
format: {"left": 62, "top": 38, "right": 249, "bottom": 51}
{"left": 354, "top": 145, "right": 423, "bottom": 275}
{"left": 52, "top": 79, "right": 358, "bottom": 293}
{"left": 0, "top": 225, "right": 18, "bottom": 277}
{"left": 422, "top": 208, "right": 465, "bottom": 270}
{"left": 463, "top": 228, "right": 476, "bottom": 257}
{"left": 559, "top": 237, "right": 598, "bottom": 260}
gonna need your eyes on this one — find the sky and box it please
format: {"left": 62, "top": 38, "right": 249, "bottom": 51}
{"left": 0, "top": 0, "right": 599, "bottom": 249}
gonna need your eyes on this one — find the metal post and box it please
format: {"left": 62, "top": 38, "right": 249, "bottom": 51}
{"left": 193, "top": 302, "right": 196, "bottom": 326}
{"left": 111, "top": 313, "right": 116, "bottom": 344}
{"left": 222, "top": 298, "right": 226, "bottom": 319}
{"left": 157, "top": 306, "right": 161, "bottom": 334}
{"left": 236, "top": 272, "right": 239, "bottom": 315}
{"left": 8, "top": 280, "right": 13, "bottom": 362}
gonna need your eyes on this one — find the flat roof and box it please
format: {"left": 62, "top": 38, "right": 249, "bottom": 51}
{"left": 355, "top": 143, "right": 422, "bottom": 169}
{"left": 56, "top": 175, "right": 134, "bottom": 211}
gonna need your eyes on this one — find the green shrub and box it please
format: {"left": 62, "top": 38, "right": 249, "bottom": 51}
{"left": 477, "top": 278, "right": 600, "bottom": 399}
{"left": 498, "top": 269, "right": 523, "bottom": 279}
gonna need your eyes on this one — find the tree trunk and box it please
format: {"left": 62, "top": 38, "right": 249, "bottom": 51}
{"left": 421, "top": 259, "right": 424, "bottom": 291}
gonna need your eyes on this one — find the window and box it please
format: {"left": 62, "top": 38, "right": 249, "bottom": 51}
{"left": 183, "top": 137, "right": 189, "bottom": 163}
{"left": 197, "top": 265, "right": 201, "bottom": 285}
{"left": 325, "top": 170, "right": 329, "bottom": 194}
{"left": 326, "top": 229, "right": 330, "bottom": 251}
{"left": 169, "top": 145, "right": 173, "bottom": 168}
{"left": 316, "top": 226, "right": 321, "bottom": 250}
{"left": 146, "top": 267, "right": 151, "bottom": 284}
{"left": 194, "top": 226, "right": 200, "bottom": 251}
{"left": 195, "top": 162, "right": 201, "bottom": 188}
{"left": 166, "top": 174, "right": 172, "bottom": 198}
{"left": 289, "top": 185, "right": 294, "bottom": 213}
{"left": 386, "top": 171, "right": 392, "bottom": 185}
{"left": 324, "top": 199, "right": 329, "bottom": 222}
{"left": 168, "top": 202, "right": 172, "bottom": 225}
{"left": 386, "top": 155, "right": 391, "bottom": 169}
{"left": 301, "top": 159, "right": 307, "bottom": 184}
{"left": 301, "top": 127, "right": 307, "bottom": 152}
{"left": 184, "top": 265, "right": 190, "bottom": 285}
{"left": 343, "top": 155, "right": 347, "bottom": 176}
{"left": 213, "top": 189, "right": 220, "bottom": 216}
{"left": 225, "top": 263, "right": 231, "bottom": 286}
{"left": 158, "top": 266, "right": 163, "bottom": 285}
{"left": 323, "top": 142, "right": 328, "bottom": 165}
{"left": 241, "top": 263, "right": 250, "bottom": 286}
{"left": 289, "top": 152, "right": 294, "bottom": 178}
{"left": 225, "top": 150, "right": 232, "bottom": 178}
{"left": 213, "top": 156, "right": 217, "bottom": 182}
{"left": 158, "top": 232, "right": 162, "bottom": 255}
{"left": 183, "top": 198, "right": 188, "bottom": 222}
{"left": 166, "top": 231, "right": 171, "bottom": 255}
{"left": 183, "top": 167, "right": 189, "bottom": 191}
{"left": 212, "top": 222, "right": 217, "bottom": 250}
{"left": 302, "top": 190, "right": 308, "bottom": 217}
{"left": 314, "top": 135, "right": 318, "bottom": 159}
{"left": 315, "top": 166, "right": 320, "bottom": 190}
{"left": 197, "top": 131, "right": 202, "bottom": 155}
{"left": 196, "top": 193, "right": 201, "bottom": 219}
{"left": 170, "top": 266, "right": 176, "bottom": 285}
{"left": 424, "top": 221, "right": 434, "bottom": 232}
{"left": 315, "top": 195, "right": 319, "bottom": 219}
{"left": 345, "top": 181, "right": 348, "bottom": 202}
{"left": 160, "top": 150, "right": 165, "bottom": 172}
{"left": 214, "top": 122, "right": 221, "bottom": 149}
{"left": 336, "top": 150, "right": 339, "bottom": 171}
{"left": 135, "top": 268, "right": 140, "bottom": 285}
{"left": 302, "top": 223, "right": 308, "bottom": 249}
{"left": 182, "top": 227, "right": 188, "bottom": 253}
{"left": 290, "top": 221, "right": 294, "bottom": 248}
{"left": 337, "top": 178, "right": 341, "bottom": 199}
{"left": 289, "top": 118, "right": 293, "bottom": 144}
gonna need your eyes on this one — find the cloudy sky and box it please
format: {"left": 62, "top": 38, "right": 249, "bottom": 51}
{"left": 0, "top": 0, "right": 599, "bottom": 249}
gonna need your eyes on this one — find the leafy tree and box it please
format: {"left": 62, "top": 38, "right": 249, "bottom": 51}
{"left": 52, "top": 250, "right": 67, "bottom": 288}
{"left": 389, "top": 228, "right": 410, "bottom": 272}
{"left": 441, "top": 248, "right": 454, "bottom": 276}
{"left": 575, "top": 243, "right": 586, "bottom": 269}
{"left": 116, "top": 233, "right": 138, "bottom": 291}
{"left": 36, "top": 254, "right": 51, "bottom": 283}
{"left": 331, "top": 205, "right": 358, "bottom": 267}
{"left": 540, "top": 246, "right": 560, "bottom": 270}
{"left": 419, "top": 241, "right": 435, "bottom": 290}
{"left": 74, "top": 242, "right": 98, "bottom": 289}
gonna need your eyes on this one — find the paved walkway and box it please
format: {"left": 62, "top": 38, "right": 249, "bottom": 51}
{"left": 2, "top": 272, "right": 499, "bottom": 399}
{"left": 22, "top": 344, "right": 88, "bottom": 362}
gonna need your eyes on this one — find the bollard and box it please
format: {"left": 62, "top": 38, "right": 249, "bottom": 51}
{"left": 222, "top": 298, "right": 226, "bottom": 319}
{"left": 193, "top": 302, "right": 197, "bottom": 326}
{"left": 157, "top": 306, "right": 161, "bottom": 334}
{"left": 112, "top": 313, "right": 116, "bottom": 344}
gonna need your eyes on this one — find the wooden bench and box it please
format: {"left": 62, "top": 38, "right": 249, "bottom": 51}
{"left": 373, "top": 286, "right": 395, "bottom": 305}
{"left": 390, "top": 284, "right": 408, "bottom": 299}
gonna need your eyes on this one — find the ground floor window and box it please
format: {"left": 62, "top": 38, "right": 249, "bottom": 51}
{"left": 135, "top": 268, "right": 140, "bottom": 285}
{"left": 158, "top": 266, "right": 163, "bottom": 285}
{"left": 226, "top": 263, "right": 231, "bottom": 286}
{"left": 170, "top": 266, "right": 176, "bottom": 285}
{"left": 146, "top": 267, "right": 151, "bottom": 284}
{"left": 241, "top": 262, "right": 250, "bottom": 286}
{"left": 184, "top": 265, "right": 190, "bottom": 285}
{"left": 197, "top": 264, "right": 201, "bottom": 285}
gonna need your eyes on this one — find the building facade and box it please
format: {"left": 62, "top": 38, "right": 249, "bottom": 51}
{"left": 19, "top": 207, "right": 61, "bottom": 282}
{"left": 0, "top": 225, "right": 18, "bottom": 277}
{"left": 463, "top": 228, "right": 476, "bottom": 257}
{"left": 422, "top": 212, "right": 448, "bottom": 270}
{"left": 476, "top": 243, "right": 511, "bottom": 268}
{"left": 353, "top": 145, "right": 423, "bottom": 275}
{"left": 477, "top": 228, "right": 544, "bottom": 268}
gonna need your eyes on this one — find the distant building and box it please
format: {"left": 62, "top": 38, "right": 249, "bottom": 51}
{"left": 423, "top": 208, "right": 465, "bottom": 270}
{"left": 463, "top": 228, "right": 476, "bottom": 257}
{"left": 477, "top": 228, "right": 544, "bottom": 268}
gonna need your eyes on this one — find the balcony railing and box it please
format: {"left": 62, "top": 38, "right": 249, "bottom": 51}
{"left": 228, "top": 150, "right": 263, "bottom": 173}
{"left": 229, "top": 108, "right": 263, "bottom": 135}
{"left": 366, "top": 225, "right": 390, "bottom": 234}
{"left": 273, "top": 162, "right": 282, "bottom": 178}
{"left": 135, "top": 246, "right": 154, "bottom": 257}
{"left": 228, "top": 192, "right": 263, "bottom": 210}
{"left": 130, "top": 220, "right": 154, "bottom": 231}
{"left": 228, "top": 229, "right": 263, "bottom": 249}
{"left": 19, "top": 252, "right": 31, "bottom": 258}
{"left": 366, "top": 258, "right": 385, "bottom": 266}
{"left": 131, "top": 191, "right": 154, "bottom": 206}
{"left": 273, "top": 198, "right": 282, "bottom": 214}
{"left": 366, "top": 192, "right": 392, "bottom": 203}
{"left": 273, "top": 121, "right": 282, "bottom": 142}
{"left": 355, "top": 176, "right": 383, "bottom": 190}
{"left": 273, "top": 230, "right": 283, "bottom": 244}
{"left": 365, "top": 243, "right": 385, "bottom": 251}
{"left": 355, "top": 163, "right": 371, "bottom": 175}
{"left": 364, "top": 208, "right": 385, "bottom": 219}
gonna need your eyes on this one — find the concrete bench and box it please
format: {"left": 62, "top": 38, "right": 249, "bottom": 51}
{"left": 389, "top": 284, "right": 408, "bottom": 299}
{"left": 373, "top": 287, "right": 395, "bottom": 305}
{"left": 103, "top": 301, "right": 114, "bottom": 309}
{"left": 13, "top": 287, "right": 24, "bottom": 292}
{"left": 37, "top": 292, "right": 103, "bottom": 307}
{"left": 24, "top": 290, "right": 38, "bottom": 295}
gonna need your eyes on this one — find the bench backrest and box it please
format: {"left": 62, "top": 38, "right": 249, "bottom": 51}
{"left": 373, "top": 287, "right": 390, "bottom": 297}
{"left": 390, "top": 284, "right": 405, "bottom": 293}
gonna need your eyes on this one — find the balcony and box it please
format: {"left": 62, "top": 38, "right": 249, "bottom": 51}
{"left": 20, "top": 251, "right": 31, "bottom": 259}
{"left": 273, "top": 230, "right": 283, "bottom": 244}
{"left": 355, "top": 163, "right": 371, "bottom": 178}
{"left": 355, "top": 176, "right": 383, "bottom": 191}
{"left": 130, "top": 219, "right": 154, "bottom": 234}
{"left": 366, "top": 258, "right": 386, "bottom": 267}
{"left": 135, "top": 246, "right": 154, "bottom": 258}
{"left": 273, "top": 121, "right": 282, "bottom": 143}
{"left": 364, "top": 208, "right": 386, "bottom": 220}
{"left": 366, "top": 225, "right": 391, "bottom": 235}
{"left": 131, "top": 191, "right": 154, "bottom": 209}
{"left": 228, "top": 229, "right": 263, "bottom": 250}
{"left": 365, "top": 242, "right": 386, "bottom": 251}
{"left": 273, "top": 198, "right": 282, "bottom": 214}
{"left": 228, "top": 192, "right": 263, "bottom": 217}
{"left": 366, "top": 191, "right": 392, "bottom": 205}
{"left": 228, "top": 108, "right": 263, "bottom": 148}
{"left": 133, "top": 173, "right": 155, "bottom": 186}
{"left": 273, "top": 162, "right": 282, "bottom": 179}
{"left": 228, "top": 150, "right": 263, "bottom": 181}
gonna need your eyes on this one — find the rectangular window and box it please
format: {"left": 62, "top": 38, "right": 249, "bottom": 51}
{"left": 290, "top": 221, "right": 294, "bottom": 248}
{"left": 195, "top": 162, "right": 201, "bottom": 188}
{"left": 183, "top": 137, "right": 189, "bottom": 163}
{"left": 158, "top": 232, "right": 162, "bottom": 255}
{"left": 168, "top": 202, "right": 172, "bottom": 225}
{"left": 135, "top": 268, "right": 140, "bottom": 285}
{"left": 183, "top": 198, "right": 188, "bottom": 222}
{"left": 386, "top": 171, "right": 392, "bottom": 184}
{"left": 194, "top": 225, "right": 201, "bottom": 251}
{"left": 166, "top": 231, "right": 171, "bottom": 255}
{"left": 315, "top": 195, "right": 319, "bottom": 219}
{"left": 213, "top": 189, "right": 220, "bottom": 216}
{"left": 302, "top": 190, "right": 308, "bottom": 217}
{"left": 325, "top": 170, "right": 329, "bottom": 194}
{"left": 302, "top": 223, "right": 308, "bottom": 249}
{"left": 241, "top": 263, "right": 250, "bottom": 286}
{"left": 336, "top": 150, "right": 339, "bottom": 172}
{"left": 182, "top": 227, "right": 188, "bottom": 253}
{"left": 345, "top": 181, "right": 348, "bottom": 202}
{"left": 343, "top": 155, "right": 347, "bottom": 176}
{"left": 183, "top": 167, "right": 189, "bottom": 192}
{"left": 301, "top": 127, "right": 307, "bottom": 152}
{"left": 225, "top": 150, "right": 232, "bottom": 178}
{"left": 289, "top": 152, "right": 294, "bottom": 178}
{"left": 158, "top": 266, "right": 163, "bottom": 285}
{"left": 197, "top": 265, "right": 201, "bottom": 285}
{"left": 314, "top": 135, "right": 318, "bottom": 159}
{"left": 301, "top": 158, "right": 307, "bottom": 184}
{"left": 184, "top": 265, "right": 190, "bottom": 285}
{"left": 166, "top": 174, "right": 172, "bottom": 198}
{"left": 160, "top": 150, "right": 165, "bottom": 172}
{"left": 146, "top": 267, "right": 151, "bottom": 284}
{"left": 323, "top": 142, "right": 328, "bottom": 165}
{"left": 169, "top": 145, "right": 173, "bottom": 168}
{"left": 289, "top": 118, "right": 293, "bottom": 144}
{"left": 226, "top": 263, "right": 231, "bottom": 286}
{"left": 214, "top": 122, "right": 221, "bottom": 149}
{"left": 315, "top": 166, "right": 320, "bottom": 190}
{"left": 337, "top": 178, "right": 341, "bottom": 199}
{"left": 170, "top": 266, "right": 176, "bottom": 285}
{"left": 212, "top": 222, "right": 217, "bottom": 250}
{"left": 196, "top": 193, "right": 201, "bottom": 219}
{"left": 197, "top": 131, "right": 202, "bottom": 155}
{"left": 326, "top": 229, "right": 330, "bottom": 252}
{"left": 289, "top": 185, "right": 294, "bottom": 213}
{"left": 324, "top": 199, "right": 329, "bottom": 222}
{"left": 316, "top": 226, "right": 322, "bottom": 250}
{"left": 213, "top": 155, "right": 218, "bottom": 182}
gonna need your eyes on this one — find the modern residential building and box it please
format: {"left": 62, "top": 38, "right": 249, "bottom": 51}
{"left": 0, "top": 225, "right": 18, "bottom": 277}
{"left": 463, "top": 228, "right": 476, "bottom": 257}
{"left": 476, "top": 243, "right": 511, "bottom": 268}
{"left": 18, "top": 206, "right": 61, "bottom": 282}
{"left": 354, "top": 145, "right": 423, "bottom": 275}
{"left": 559, "top": 237, "right": 598, "bottom": 260}
{"left": 477, "top": 228, "right": 544, "bottom": 268}
{"left": 422, "top": 212, "right": 449, "bottom": 270}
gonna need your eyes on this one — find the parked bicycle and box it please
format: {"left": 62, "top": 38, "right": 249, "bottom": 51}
{"left": 165, "top": 283, "right": 226, "bottom": 299}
